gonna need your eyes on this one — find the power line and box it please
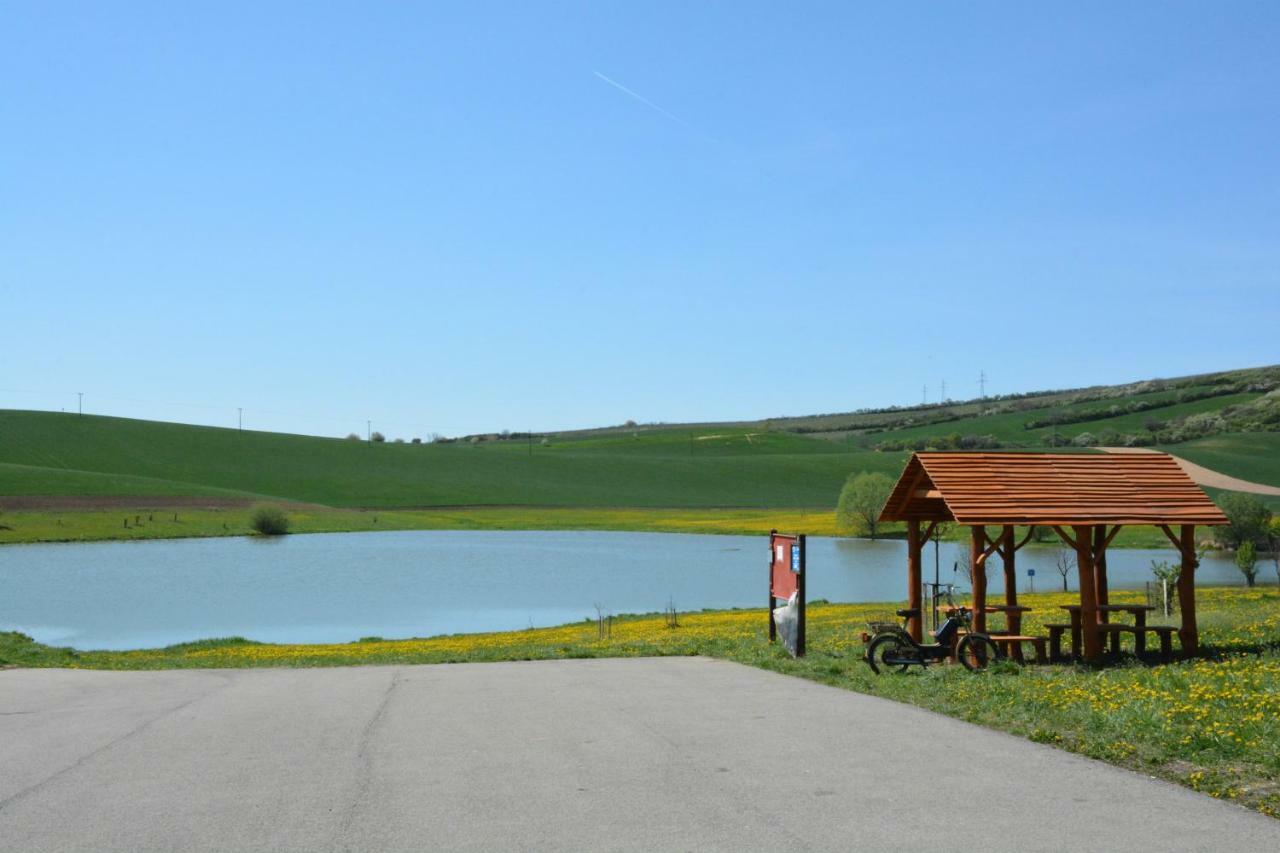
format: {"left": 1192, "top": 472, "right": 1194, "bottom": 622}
{"left": 979, "top": 369, "right": 987, "bottom": 399}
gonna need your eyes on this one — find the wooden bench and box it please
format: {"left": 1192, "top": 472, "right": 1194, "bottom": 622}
{"left": 1045, "top": 623, "right": 1074, "bottom": 662}
{"left": 989, "top": 634, "right": 1048, "bottom": 664}
{"left": 1046, "top": 622, "right": 1176, "bottom": 661}
{"left": 1098, "top": 624, "right": 1176, "bottom": 660}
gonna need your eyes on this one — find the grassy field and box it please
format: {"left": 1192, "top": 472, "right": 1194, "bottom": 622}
{"left": 0, "top": 410, "right": 905, "bottom": 508}
{"left": 0, "top": 504, "right": 1200, "bottom": 548}
{"left": 5, "top": 585, "right": 1278, "bottom": 817}
{"left": 1, "top": 365, "right": 1276, "bottom": 544}
{"left": 0, "top": 505, "right": 845, "bottom": 543}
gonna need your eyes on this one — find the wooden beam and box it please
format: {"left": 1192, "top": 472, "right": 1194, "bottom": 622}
{"left": 1178, "top": 525, "right": 1198, "bottom": 656}
{"left": 1002, "top": 526, "right": 1019, "bottom": 620}
{"left": 913, "top": 489, "right": 943, "bottom": 499}
{"left": 1012, "top": 526, "right": 1037, "bottom": 553}
{"left": 1093, "top": 525, "right": 1110, "bottom": 617}
{"left": 974, "top": 535, "right": 1002, "bottom": 567}
{"left": 907, "top": 520, "right": 923, "bottom": 643}
{"left": 1052, "top": 525, "right": 1079, "bottom": 551}
{"left": 1075, "top": 524, "right": 1102, "bottom": 661}
{"left": 971, "top": 526, "right": 987, "bottom": 634}
{"left": 920, "top": 520, "right": 939, "bottom": 546}
{"left": 1095, "top": 524, "right": 1123, "bottom": 558}
{"left": 1158, "top": 524, "right": 1183, "bottom": 551}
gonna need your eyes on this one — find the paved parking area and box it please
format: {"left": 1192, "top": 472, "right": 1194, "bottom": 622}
{"left": 3, "top": 657, "right": 1278, "bottom": 851}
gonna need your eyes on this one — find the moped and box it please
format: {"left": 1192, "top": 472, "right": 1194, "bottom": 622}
{"left": 864, "top": 604, "right": 1001, "bottom": 674}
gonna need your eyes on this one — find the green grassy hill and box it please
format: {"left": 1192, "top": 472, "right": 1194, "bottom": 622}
{"left": 0, "top": 411, "right": 905, "bottom": 509}
{"left": 0, "top": 364, "right": 1276, "bottom": 517}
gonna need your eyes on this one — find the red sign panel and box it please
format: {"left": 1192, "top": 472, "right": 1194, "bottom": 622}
{"left": 770, "top": 533, "right": 799, "bottom": 600}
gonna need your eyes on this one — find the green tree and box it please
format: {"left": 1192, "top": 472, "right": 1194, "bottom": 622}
{"left": 1218, "top": 493, "right": 1271, "bottom": 549}
{"left": 835, "top": 471, "right": 894, "bottom": 539}
{"left": 1235, "top": 540, "right": 1258, "bottom": 588}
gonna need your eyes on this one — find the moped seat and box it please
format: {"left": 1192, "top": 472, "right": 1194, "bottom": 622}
{"left": 895, "top": 608, "right": 920, "bottom": 619}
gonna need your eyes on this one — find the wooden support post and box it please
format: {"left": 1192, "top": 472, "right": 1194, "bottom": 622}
{"left": 1074, "top": 524, "right": 1101, "bottom": 661}
{"left": 1002, "top": 525, "right": 1019, "bottom": 635}
{"left": 1093, "top": 525, "right": 1110, "bottom": 624}
{"left": 906, "top": 519, "right": 923, "bottom": 642}
{"left": 1178, "top": 524, "right": 1198, "bottom": 656}
{"left": 971, "top": 526, "right": 987, "bottom": 634}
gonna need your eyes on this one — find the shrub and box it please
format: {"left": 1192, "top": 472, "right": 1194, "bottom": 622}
{"left": 371, "top": 431, "right": 386, "bottom": 443}
{"left": 1071, "top": 432, "right": 1097, "bottom": 447}
{"left": 345, "top": 433, "right": 361, "bottom": 441}
{"left": 249, "top": 505, "right": 290, "bottom": 536}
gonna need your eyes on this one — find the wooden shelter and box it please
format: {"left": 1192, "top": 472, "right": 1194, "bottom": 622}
{"left": 878, "top": 452, "right": 1228, "bottom": 661}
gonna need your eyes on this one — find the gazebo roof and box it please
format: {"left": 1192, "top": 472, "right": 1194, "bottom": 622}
{"left": 879, "top": 451, "right": 1229, "bottom": 527}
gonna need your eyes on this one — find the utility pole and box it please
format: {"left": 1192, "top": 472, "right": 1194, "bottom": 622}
{"left": 238, "top": 408, "right": 243, "bottom": 431}
{"left": 979, "top": 369, "right": 987, "bottom": 399}
{"left": 922, "top": 385, "right": 927, "bottom": 405}
{"left": 77, "top": 392, "right": 83, "bottom": 416}
{"left": 528, "top": 430, "right": 533, "bottom": 457}
{"left": 940, "top": 379, "right": 947, "bottom": 402}
{"left": 367, "top": 420, "right": 372, "bottom": 444}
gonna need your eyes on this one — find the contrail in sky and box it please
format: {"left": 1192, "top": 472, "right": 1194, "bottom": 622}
{"left": 592, "top": 70, "right": 697, "bottom": 130}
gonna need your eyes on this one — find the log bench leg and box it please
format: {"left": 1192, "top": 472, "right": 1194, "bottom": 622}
{"left": 1159, "top": 631, "right": 1173, "bottom": 661}
{"left": 1109, "top": 629, "right": 1121, "bottom": 655}
{"left": 1048, "top": 627, "right": 1064, "bottom": 662}
{"left": 1134, "top": 630, "right": 1146, "bottom": 657}
{"left": 1031, "top": 639, "right": 1047, "bottom": 665}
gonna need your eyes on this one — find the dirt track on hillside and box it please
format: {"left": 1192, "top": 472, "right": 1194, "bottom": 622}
{"left": 1100, "top": 447, "right": 1280, "bottom": 496}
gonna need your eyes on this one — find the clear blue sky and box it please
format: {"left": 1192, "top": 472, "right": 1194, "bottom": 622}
{"left": 3, "top": 2, "right": 1277, "bottom": 439}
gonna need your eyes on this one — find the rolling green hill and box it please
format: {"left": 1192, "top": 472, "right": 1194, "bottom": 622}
{"left": 0, "top": 365, "right": 1277, "bottom": 540}
{"left": 0, "top": 411, "right": 905, "bottom": 509}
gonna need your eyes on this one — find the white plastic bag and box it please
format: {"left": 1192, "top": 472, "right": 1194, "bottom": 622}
{"left": 772, "top": 591, "right": 799, "bottom": 656}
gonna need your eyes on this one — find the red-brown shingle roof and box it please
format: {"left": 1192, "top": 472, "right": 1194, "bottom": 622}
{"left": 879, "top": 452, "right": 1229, "bottom": 526}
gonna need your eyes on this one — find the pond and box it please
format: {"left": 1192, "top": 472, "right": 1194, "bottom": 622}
{"left": 0, "top": 530, "right": 1250, "bottom": 650}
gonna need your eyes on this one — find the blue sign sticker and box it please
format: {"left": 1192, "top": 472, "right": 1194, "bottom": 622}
{"left": 1027, "top": 569, "right": 1036, "bottom": 577}
{"left": 791, "top": 543, "right": 801, "bottom": 572}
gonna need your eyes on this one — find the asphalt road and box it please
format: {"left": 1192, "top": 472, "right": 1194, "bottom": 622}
{"left": 2, "top": 657, "right": 1278, "bottom": 852}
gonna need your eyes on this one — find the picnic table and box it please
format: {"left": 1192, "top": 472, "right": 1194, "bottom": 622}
{"left": 1047, "top": 604, "right": 1175, "bottom": 661}
{"left": 942, "top": 604, "right": 1042, "bottom": 662}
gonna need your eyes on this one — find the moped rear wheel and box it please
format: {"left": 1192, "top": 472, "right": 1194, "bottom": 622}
{"left": 866, "top": 634, "right": 917, "bottom": 674}
{"left": 957, "top": 635, "right": 1001, "bottom": 671}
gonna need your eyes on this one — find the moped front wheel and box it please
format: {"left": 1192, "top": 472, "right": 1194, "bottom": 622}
{"left": 957, "top": 635, "right": 1001, "bottom": 671}
{"left": 866, "top": 634, "right": 918, "bottom": 674}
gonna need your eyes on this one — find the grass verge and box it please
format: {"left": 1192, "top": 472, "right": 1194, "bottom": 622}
{"left": 0, "top": 505, "right": 1200, "bottom": 547}
{"left": 3, "top": 586, "right": 1278, "bottom": 817}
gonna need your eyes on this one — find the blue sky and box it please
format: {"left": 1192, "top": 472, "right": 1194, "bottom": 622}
{"left": 3, "top": 2, "right": 1277, "bottom": 438}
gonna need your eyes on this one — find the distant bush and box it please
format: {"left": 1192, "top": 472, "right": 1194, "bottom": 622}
{"left": 345, "top": 433, "right": 361, "bottom": 441}
{"left": 1071, "top": 432, "right": 1097, "bottom": 447}
{"left": 250, "top": 505, "right": 290, "bottom": 536}
{"left": 371, "top": 431, "right": 386, "bottom": 443}
{"left": 411, "top": 437, "right": 422, "bottom": 445}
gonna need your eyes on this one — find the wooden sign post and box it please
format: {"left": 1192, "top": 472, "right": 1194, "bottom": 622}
{"left": 768, "top": 530, "right": 806, "bottom": 657}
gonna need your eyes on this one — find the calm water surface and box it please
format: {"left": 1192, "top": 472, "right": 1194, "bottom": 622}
{"left": 0, "top": 530, "right": 1249, "bottom": 650}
